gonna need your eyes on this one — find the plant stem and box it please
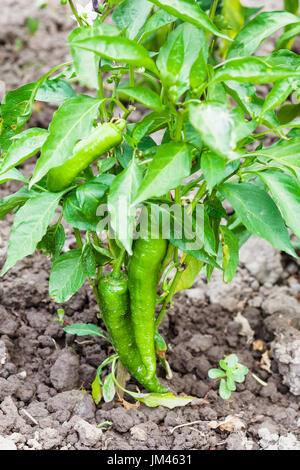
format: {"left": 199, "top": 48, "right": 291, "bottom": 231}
{"left": 98, "top": 66, "right": 109, "bottom": 122}
{"left": 158, "top": 243, "right": 175, "bottom": 280}
{"left": 74, "top": 228, "right": 83, "bottom": 249}
{"left": 32, "top": 183, "right": 48, "bottom": 192}
{"left": 129, "top": 66, "right": 135, "bottom": 105}
{"left": 73, "top": 230, "right": 103, "bottom": 315}
{"left": 54, "top": 211, "right": 63, "bottom": 234}
{"left": 68, "top": 0, "right": 84, "bottom": 26}
{"left": 209, "top": 0, "right": 219, "bottom": 22}
{"left": 112, "top": 248, "right": 126, "bottom": 278}
{"left": 174, "top": 111, "right": 183, "bottom": 142}
{"left": 111, "top": 356, "right": 129, "bottom": 396}
{"left": 155, "top": 266, "right": 184, "bottom": 330}
{"left": 92, "top": 282, "right": 103, "bottom": 317}
{"left": 188, "top": 181, "right": 207, "bottom": 215}
{"left": 91, "top": 231, "right": 100, "bottom": 246}
{"left": 116, "top": 361, "right": 130, "bottom": 400}
{"left": 206, "top": 0, "right": 219, "bottom": 49}
{"left": 101, "top": 6, "right": 112, "bottom": 23}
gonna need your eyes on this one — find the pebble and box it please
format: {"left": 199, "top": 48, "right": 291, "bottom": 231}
{"left": 50, "top": 349, "right": 80, "bottom": 391}
{"left": 0, "top": 436, "right": 17, "bottom": 450}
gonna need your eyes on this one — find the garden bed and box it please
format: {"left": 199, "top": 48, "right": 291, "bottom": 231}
{"left": 0, "top": 0, "right": 299, "bottom": 451}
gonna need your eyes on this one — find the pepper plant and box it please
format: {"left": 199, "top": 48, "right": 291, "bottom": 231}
{"left": 1, "top": 0, "right": 300, "bottom": 408}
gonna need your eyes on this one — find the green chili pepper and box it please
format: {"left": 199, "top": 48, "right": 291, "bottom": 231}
{"left": 128, "top": 236, "right": 168, "bottom": 378}
{"left": 47, "top": 119, "right": 126, "bottom": 192}
{"left": 98, "top": 273, "right": 166, "bottom": 393}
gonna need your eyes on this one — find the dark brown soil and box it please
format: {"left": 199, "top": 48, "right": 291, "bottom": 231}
{"left": 0, "top": 0, "right": 299, "bottom": 451}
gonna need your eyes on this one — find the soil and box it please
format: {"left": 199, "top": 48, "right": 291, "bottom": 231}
{"left": 0, "top": 0, "right": 300, "bottom": 451}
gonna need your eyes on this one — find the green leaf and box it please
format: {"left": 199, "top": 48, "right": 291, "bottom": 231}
{"left": 0, "top": 82, "right": 40, "bottom": 155}
{"left": 213, "top": 56, "right": 300, "bottom": 85}
{"left": 148, "top": 0, "right": 231, "bottom": 39}
{"left": 232, "top": 365, "right": 248, "bottom": 383}
{"left": 64, "top": 323, "right": 107, "bottom": 339}
{"left": 30, "top": 95, "right": 101, "bottom": 188}
{"left": 108, "top": 157, "right": 143, "bottom": 255}
{"left": 0, "top": 187, "right": 37, "bottom": 220}
{"left": 133, "top": 142, "right": 191, "bottom": 205}
{"left": 98, "top": 156, "right": 117, "bottom": 174}
{"left": 143, "top": 8, "right": 176, "bottom": 39}
{"left": 157, "top": 23, "right": 208, "bottom": 101}
{"left": 0, "top": 168, "right": 28, "bottom": 184}
{"left": 112, "top": 0, "right": 153, "bottom": 40}
{"left": 264, "top": 49, "right": 300, "bottom": 68}
{"left": 1, "top": 191, "right": 63, "bottom": 275}
{"left": 219, "top": 182, "right": 297, "bottom": 257}
{"left": 154, "top": 332, "right": 167, "bottom": 352}
{"left": 35, "top": 78, "right": 75, "bottom": 103}
{"left": 219, "top": 359, "right": 228, "bottom": 371}
{"left": 276, "top": 22, "right": 300, "bottom": 51}
{"left": 116, "top": 136, "right": 156, "bottom": 169}
{"left": 130, "top": 391, "right": 195, "bottom": 408}
{"left": 69, "top": 35, "right": 158, "bottom": 75}
{"left": 189, "top": 102, "right": 240, "bottom": 160}
{"left": 174, "top": 255, "right": 204, "bottom": 294}
{"left": 63, "top": 192, "right": 100, "bottom": 231}
{"left": 278, "top": 103, "right": 300, "bottom": 125}
{"left": 224, "top": 81, "right": 282, "bottom": 131}
{"left": 81, "top": 243, "right": 97, "bottom": 279}
{"left": 220, "top": 225, "right": 239, "bottom": 283}
{"left": 208, "top": 368, "right": 226, "bottom": 379}
{"left": 132, "top": 111, "right": 169, "bottom": 143}
{"left": 251, "top": 139, "right": 300, "bottom": 176}
{"left": 227, "top": 11, "right": 300, "bottom": 58}
{"left": 261, "top": 79, "right": 294, "bottom": 116}
{"left": 117, "top": 87, "right": 163, "bottom": 110}
{"left": 92, "top": 375, "right": 102, "bottom": 405}
{"left": 103, "top": 373, "right": 116, "bottom": 403}
{"left": 49, "top": 249, "right": 87, "bottom": 303}
{"left": 189, "top": 49, "right": 207, "bottom": 92}
{"left": 219, "top": 379, "right": 232, "bottom": 399}
{"left": 196, "top": 0, "right": 212, "bottom": 10}
{"left": 226, "top": 374, "right": 236, "bottom": 392}
{"left": 69, "top": 23, "right": 120, "bottom": 89}
{"left": 284, "top": 0, "right": 299, "bottom": 14}
{"left": 201, "top": 150, "right": 226, "bottom": 192}
{"left": 147, "top": 202, "right": 220, "bottom": 268}
{"left": 37, "top": 223, "right": 65, "bottom": 262}
{"left": 256, "top": 170, "right": 300, "bottom": 241}
{"left": 225, "top": 354, "right": 238, "bottom": 369}
{"left": 221, "top": 0, "right": 246, "bottom": 55}
{"left": 0, "top": 128, "right": 48, "bottom": 174}
{"left": 231, "top": 107, "right": 257, "bottom": 143}
{"left": 76, "top": 179, "right": 109, "bottom": 209}
{"left": 0, "top": 65, "right": 70, "bottom": 155}
{"left": 207, "top": 78, "right": 227, "bottom": 104}
{"left": 244, "top": 6, "right": 263, "bottom": 23}
{"left": 91, "top": 243, "right": 115, "bottom": 265}
{"left": 205, "top": 198, "right": 228, "bottom": 219}
{"left": 63, "top": 180, "right": 108, "bottom": 232}
{"left": 228, "top": 213, "right": 251, "bottom": 248}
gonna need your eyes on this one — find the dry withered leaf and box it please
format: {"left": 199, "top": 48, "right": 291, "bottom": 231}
{"left": 119, "top": 398, "right": 140, "bottom": 410}
{"left": 208, "top": 415, "right": 245, "bottom": 432}
{"left": 234, "top": 312, "right": 254, "bottom": 343}
{"left": 252, "top": 339, "right": 264, "bottom": 351}
{"left": 260, "top": 350, "right": 272, "bottom": 374}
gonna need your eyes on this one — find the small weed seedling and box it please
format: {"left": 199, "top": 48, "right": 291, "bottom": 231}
{"left": 208, "top": 354, "right": 248, "bottom": 400}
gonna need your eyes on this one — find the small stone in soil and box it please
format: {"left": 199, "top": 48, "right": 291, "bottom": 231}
{"left": 50, "top": 349, "right": 80, "bottom": 392}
